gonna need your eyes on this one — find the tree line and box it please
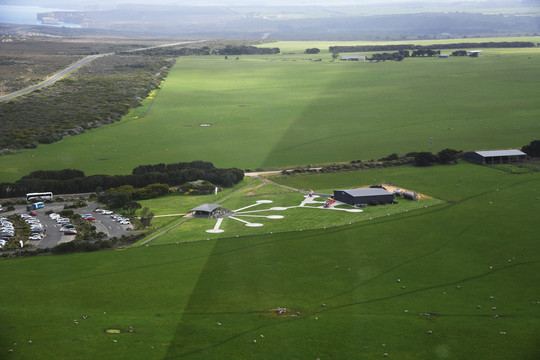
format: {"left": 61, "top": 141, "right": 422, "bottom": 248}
{"left": 329, "top": 41, "right": 535, "bottom": 53}
{"left": 0, "top": 160, "right": 243, "bottom": 198}
{"left": 122, "top": 45, "right": 280, "bottom": 57}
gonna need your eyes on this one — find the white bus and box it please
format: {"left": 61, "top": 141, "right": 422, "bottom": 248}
{"left": 26, "top": 192, "right": 53, "bottom": 202}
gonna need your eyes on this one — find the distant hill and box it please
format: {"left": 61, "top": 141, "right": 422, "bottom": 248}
{"left": 4, "top": 4, "right": 538, "bottom": 40}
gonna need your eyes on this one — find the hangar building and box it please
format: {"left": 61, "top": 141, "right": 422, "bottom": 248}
{"left": 333, "top": 188, "right": 395, "bottom": 206}
{"left": 464, "top": 149, "right": 527, "bottom": 165}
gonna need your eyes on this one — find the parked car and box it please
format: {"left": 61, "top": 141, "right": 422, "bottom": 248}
{"left": 119, "top": 220, "right": 131, "bottom": 225}
{"left": 60, "top": 225, "right": 74, "bottom": 232}
{"left": 63, "top": 229, "right": 77, "bottom": 235}
{"left": 102, "top": 210, "right": 113, "bottom": 215}
{"left": 0, "top": 239, "right": 7, "bottom": 247}
{"left": 29, "top": 234, "right": 42, "bottom": 241}
{"left": 82, "top": 214, "right": 95, "bottom": 220}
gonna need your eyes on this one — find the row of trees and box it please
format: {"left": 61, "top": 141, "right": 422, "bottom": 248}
{"left": 522, "top": 140, "right": 540, "bottom": 157}
{"left": 358, "top": 49, "right": 448, "bottom": 62}
{"left": 0, "top": 161, "right": 244, "bottom": 198}
{"left": 369, "top": 50, "right": 410, "bottom": 61}
{"left": 329, "top": 41, "right": 535, "bottom": 53}
{"left": 408, "top": 149, "right": 462, "bottom": 167}
{"left": 214, "top": 45, "right": 280, "bottom": 55}
{"left": 305, "top": 48, "right": 320, "bottom": 54}
{"left": 411, "top": 49, "right": 441, "bottom": 57}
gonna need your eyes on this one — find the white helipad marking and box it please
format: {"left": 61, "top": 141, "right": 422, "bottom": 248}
{"left": 234, "top": 200, "right": 272, "bottom": 212}
{"left": 235, "top": 214, "right": 269, "bottom": 218}
{"left": 206, "top": 218, "right": 225, "bottom": 233}
{"left": 236, "top": 208, "right": 282, "bottom": 214}
{"left": 206, "top": 229, "right": 225, "bottom": 233}
{"left": 229, "top": 216, "right": 264, "bottom": 227}
{"left": 197, "top": 194, "right": 365, "bottom": 235}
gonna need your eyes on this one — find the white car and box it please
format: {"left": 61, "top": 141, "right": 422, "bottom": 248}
{"left": 49, "top": 213, "right": 60, "bottom": 219}
{"left": 119, "top": 220, "right": 131, "bottom": 225}
{"left": 29, "top": 234, "right": 42, "bottom": 240}
{"left": 102, "top": 210, "right": 113, "bottom": 215}
{"left": 0, "top": 239, "right": 7, "bottom": 247}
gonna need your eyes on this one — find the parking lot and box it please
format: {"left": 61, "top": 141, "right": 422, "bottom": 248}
{"left": 1, "top": 201, "right": 135, "bottom": 250}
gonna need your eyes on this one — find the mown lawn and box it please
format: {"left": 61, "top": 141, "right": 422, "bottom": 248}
{"left": 1, "top": 163, "right": 539, "bottom": 359}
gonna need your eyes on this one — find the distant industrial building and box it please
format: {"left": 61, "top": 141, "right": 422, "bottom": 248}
{"left": 334, "top": 188, "right": 395, "bottom": 206}
{"left": 463, "top": 149, "right": 527, "bottom": 165}
{"left": 341, "top": 54, "right": 366, "bottom": 61}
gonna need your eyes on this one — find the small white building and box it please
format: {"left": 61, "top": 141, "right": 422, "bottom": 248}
{"left": 341, "top": 54, "right": 366, "bottom": 61}
{"left": 468, "top": 50, "right": 482, "bottom": 57}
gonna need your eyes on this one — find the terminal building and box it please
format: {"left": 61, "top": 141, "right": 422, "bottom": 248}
{"left": 190, "top": 204, "right": 222, "bottom": 218}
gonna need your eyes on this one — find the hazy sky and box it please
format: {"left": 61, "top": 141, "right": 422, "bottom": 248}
{"left": 0, "top": 0, "right": 496, "bottom": 7}
{"left": 87, "top": 0, "right": 488, "bottom": 5}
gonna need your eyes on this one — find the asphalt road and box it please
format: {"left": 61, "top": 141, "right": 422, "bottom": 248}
{"left": 0, "top": 40, "right": 207, "bottom": 102}
{"left": 0, "top": 54, "right": 107, "bottom": 102}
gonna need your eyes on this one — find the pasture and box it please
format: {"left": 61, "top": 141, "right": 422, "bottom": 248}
{"left": 1, "top": 163, "right": 540, "bottom": 359}
{"left": 0, "top": 39, "right": 539, "bottom": 181}
{"left": 1, "top": 38, "right": 539, "bottom": 359}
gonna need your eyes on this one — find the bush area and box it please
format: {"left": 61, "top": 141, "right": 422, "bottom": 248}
{"left": 0, "top": 161, "right": 244, "bottom": 198}
{"left": 122, "top": 44, "right": 280, "bottom": 57}
{"left": 51, "top": 233, "right": 145, "bottom": 255}
{"left": 522, "top": 140, "right": 540, "bottom": 158}
{"left": 282, "top": 149, "right": 462, "bottom": 175}
{"left": 0, "top": 54, "right": 175, "bottom": 151}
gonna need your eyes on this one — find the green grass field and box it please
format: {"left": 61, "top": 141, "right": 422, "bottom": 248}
{"left": 134, "top": 175, "right": 443, "bottom": 246}
{"left": 0, "top": 38, "right": 539, "bottom": 182}
{"left": 1, "top": 39, "right": 540, "bottom": 359}
{"left": 1, "top": 163, "right": 539, "bottom": 359}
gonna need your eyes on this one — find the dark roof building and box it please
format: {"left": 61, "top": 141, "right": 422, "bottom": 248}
{"left": 464, "top": 149, "right": 527, "bottom": 165}
{"left": 334, "top": 188, "right": 395, "bottom": 206}
{"left": 191, "top": 204, "right": 222, "bottom": 217}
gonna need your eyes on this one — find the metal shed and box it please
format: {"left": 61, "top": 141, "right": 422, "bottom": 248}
{"left": 334, "top": 188, "right": 395, "bottom": 206}
{"left": 464, "top": 149, "right": 527, "bottom": 165}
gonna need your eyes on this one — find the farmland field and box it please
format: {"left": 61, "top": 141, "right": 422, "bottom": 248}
{"left": 1, "top": 38, "right": 540, "bottom": 359}
{"left": 1, "top": 163, "right": 540, "bottom": 359}
{"left": 0, "top": 39, "right": 539, "bottom": 182}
